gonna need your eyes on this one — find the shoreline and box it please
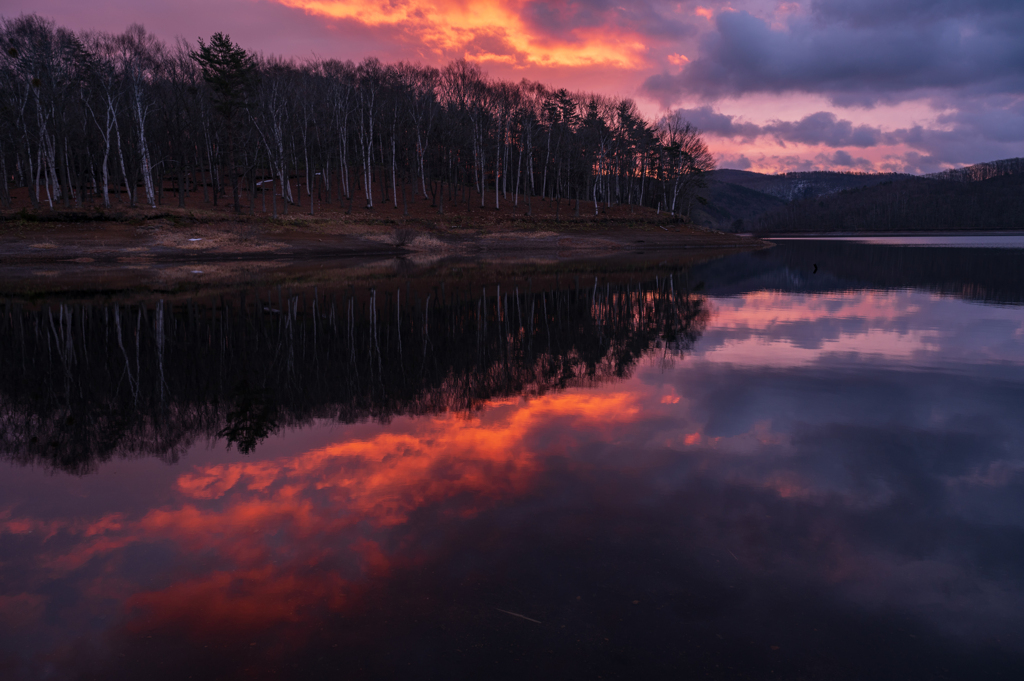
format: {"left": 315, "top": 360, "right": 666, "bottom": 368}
{"left": 0, "top": 214, "right": 763, "bottom": 267}
{"left": 0, "top": 215, "right": 765, "bottom": 299}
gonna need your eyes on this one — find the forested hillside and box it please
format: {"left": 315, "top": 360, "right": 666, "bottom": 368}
{"left": 0, "top": 15, "right": 713, "bottom": 220}
{"left": 696, "top": 169, "right": 912, "bottom": 231}
{"left": 752, "top": 170, "right": 1024, "bottom": 233}
{"left": 711, "top": 169, "right": 910, "bottom": 201}
{"left": 926, "top": 157, "right": 1024, "bottom": 183}
{"left": 700, "top": 158, "right": 1024, "bottom": 233}
{"left": 691, "top": 177, "right": 786, "bottom": 232}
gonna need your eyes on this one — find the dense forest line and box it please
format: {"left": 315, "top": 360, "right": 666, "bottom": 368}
{"left": 926, "top": 157, "right": 1024, "bottom": 183}
{"left": 752, "top": 171, "right": 1024, "bottom": 233}
{"left": 0, "top": 15, "right": 714, "bottom": 221}
{"left": 0, "top": 274, "right": 707, "bottom": 473}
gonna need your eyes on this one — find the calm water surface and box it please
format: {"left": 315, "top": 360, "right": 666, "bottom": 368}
{"left": 1, "top": 240, "right": 1023, "bottom": 680}
{"left": 775, "top": 234, "right": 1024, "bottom": 248}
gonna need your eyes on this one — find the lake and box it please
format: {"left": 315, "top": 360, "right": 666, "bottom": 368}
{"left": 1, "top": 239, "right": 1023, "bottom": 680}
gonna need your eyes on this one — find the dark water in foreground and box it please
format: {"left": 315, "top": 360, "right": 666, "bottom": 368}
{"left": 2, "top": 239, "right": 1024, "bottom": 680}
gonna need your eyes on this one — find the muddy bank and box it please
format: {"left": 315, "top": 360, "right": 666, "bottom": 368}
{"left": 0, "top": 216, "right": 758, "bottom": 264}
{"left": 0, "top": 243, "right": 753, "bottom": 304}
{"left": 0, "top": 209, "right": 765, "bottom": 298}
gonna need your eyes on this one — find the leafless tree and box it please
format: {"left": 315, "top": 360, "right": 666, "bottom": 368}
{"left": 0, "top": 13, "right": 715, "bottom": 221}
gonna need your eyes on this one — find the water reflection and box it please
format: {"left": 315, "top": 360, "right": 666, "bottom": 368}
{"left": 1, "top": 243, "right": 1023, "bottom": 680}
{"left": 695, "top": 239, "right": 1024, "bottom": 305}
{"left": 0, "top": 277, "right": 706, "bottom": 472}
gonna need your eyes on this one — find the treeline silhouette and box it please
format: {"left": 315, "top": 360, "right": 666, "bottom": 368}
{"left": 754, "top": 172, "right": 1024, "bottom": 233}
{"left": 0, "top": 275, "right": 708, "bottom": 473}
{"left": 927, "top": 157, "right": 1024, "bottom": 183}
{"left": 0, "top": 15, "right": 713, "bottom": 219}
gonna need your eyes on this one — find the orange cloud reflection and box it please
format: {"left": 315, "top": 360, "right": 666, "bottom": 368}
{"left": 173, "top": 391, "right": 638, "bottom": 524}
{"left": 2, "top": 389, "right": 644, "bottom": 647}
{"left": 114, "top": 390, "right": 644, "bottom": 638}
{"left": 125, "top": 566, "right": 348, "bottom": 639}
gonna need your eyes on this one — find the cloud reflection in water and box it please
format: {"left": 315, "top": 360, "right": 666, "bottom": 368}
{"left": 1, "top": 285, "right": 1023, "bottom": 679}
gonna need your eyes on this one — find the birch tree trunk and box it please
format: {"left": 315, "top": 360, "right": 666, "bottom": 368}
{"left": 134, "top": 93, "right": 156, "bottom": 207}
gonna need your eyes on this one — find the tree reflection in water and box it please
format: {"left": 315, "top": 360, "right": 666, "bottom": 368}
{"left": 0, "top": 274, "right": 708, "bottom": 472}
{"left": 217, "top": 379, "right": 278, "bottom": 455}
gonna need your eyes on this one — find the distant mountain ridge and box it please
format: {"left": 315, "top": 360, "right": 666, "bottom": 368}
{"left": 697, "top": 158, "right": 1024, "bottom": 233}
{"left": 925, "top": 157, "right": 1024, "bottom": 183}
{"left": 710, "top": 169, "right": 912, "bottom": 202}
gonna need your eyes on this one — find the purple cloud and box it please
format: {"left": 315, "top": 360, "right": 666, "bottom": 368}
{"left": 672, "top": 109, "right": 884, "bottom": 149}
{"left": 644, "top": 4, "right": 1024, "bottom": 105}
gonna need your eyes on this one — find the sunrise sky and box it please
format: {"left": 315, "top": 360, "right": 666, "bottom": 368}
{"left": 7, "top": 0, "right": 1024, "bottom": 173}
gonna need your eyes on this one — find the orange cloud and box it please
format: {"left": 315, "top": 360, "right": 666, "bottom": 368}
{"left": 274, "top": 0, "right": 648, "bottom": 68}
{"left": 694, "top": 7, "right": 715, "bottom": 20}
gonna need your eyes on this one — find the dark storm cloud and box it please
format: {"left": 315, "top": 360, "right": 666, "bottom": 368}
{"left": 935, "top": 96, "right": 1024, "bottom": 145}
{"left": 885, "top": 95, "right": 1024, "bottom": 170}
{"left": 727, "top": 154, "right": 752, "bottom": 170}
{"left": 811, "top": 0, "right": 1024, "bottom": 28}
{"left": 643, "top": 4, "right": 1024, "bottom": 105}
{"left": 675, "top": 96, "right": 1024, "bottom": 171}
{"left": 671, "top": 108, "right": 884, "bottom": 148}
{"left": 820, "top": 149, "right": 873, "bottom": 169}
{"left": 766, "top": 112, "right": 882, "bottom": 148}
{"left": 665, "top": 105, "right": 762, "bottom": 139}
